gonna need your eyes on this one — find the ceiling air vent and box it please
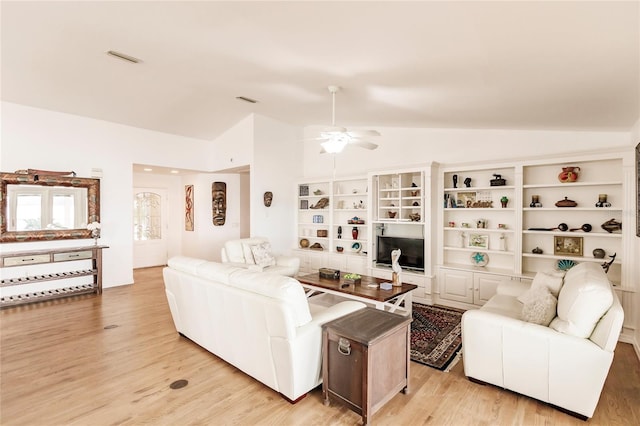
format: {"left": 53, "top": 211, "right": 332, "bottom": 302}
{"left": 236, "top": 96, "right": 258, "bottom": 104}
{"left": 107, "top": 50, "right": 141, "bottom": 64}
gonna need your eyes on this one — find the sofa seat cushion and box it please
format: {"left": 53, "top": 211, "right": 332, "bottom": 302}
{"left": 550, "top": 263, "right": 613, "bottom": 338}
{"left": 228, "top": 270, "right": 312, "bottom": 327}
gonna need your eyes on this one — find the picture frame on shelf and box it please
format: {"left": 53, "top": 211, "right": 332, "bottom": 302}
{"left": 468, "top": 233, "right": 489, "bottom": 249}
{"left": 299, "top": 185, "right": 309, "bottom": 196}
{"left": 300, "top": 200, "right": 308, "bottom": 210}
{"left": 554, "top": 236, "right": 583, "bottom": 256}
{"left": 457, "top": 191, "right": 477, "bottom": 208}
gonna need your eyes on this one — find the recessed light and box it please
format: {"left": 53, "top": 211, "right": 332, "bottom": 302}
{"left": 236, "top": 96, "right": 258, "bottom": 104}
{"left": 107, "top": 50, "right": 141, "bottom": 64}
{"left": 143, "top": 168, "right": 152, "bottom": 172}
{"left": 170, "top": 170, "right": 179, "bottom": 174}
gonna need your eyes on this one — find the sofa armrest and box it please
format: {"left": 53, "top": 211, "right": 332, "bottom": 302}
{"left": 299, "top": 301, "right": 366, "bottom": 333}
{"left": 275, "top": 256, "right": 301, "bottom": 269}
{"left": 496, "top": 280, "right": 530, "bottom": 297}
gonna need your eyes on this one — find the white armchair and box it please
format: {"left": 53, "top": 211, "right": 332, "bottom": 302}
{"left": 462, "top": 263, "right": 624, "bottom": 419}
{"left": 221, "top": 237, "right": 300, "bottom": 277}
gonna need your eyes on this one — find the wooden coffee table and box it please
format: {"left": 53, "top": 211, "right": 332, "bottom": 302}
{"left": 296, "top": 272, "right": 418, "bottom": 316}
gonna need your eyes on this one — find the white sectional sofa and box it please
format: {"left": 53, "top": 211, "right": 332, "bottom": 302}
{"left": 461, "top": 262, "right": 624, "bottom": 419}
{"left": 163, "top": 256, "right": 365, "bottom": 402}
{"left": 221, "top": 237, "right": 300, "bottom": 276}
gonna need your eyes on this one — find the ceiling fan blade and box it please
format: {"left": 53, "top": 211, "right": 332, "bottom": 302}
{"left": 319, "top": 125, "right": 347, "bottom": 133}
{"left": 350, "top": 140, "right": 378, "bottom": 150}
{"left": 346, "top": 129, "right": 381, "bottom": 138}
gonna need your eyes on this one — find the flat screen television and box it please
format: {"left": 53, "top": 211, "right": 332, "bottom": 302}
{"left": 376, "top": 236, "right": 425, "bottom": 272}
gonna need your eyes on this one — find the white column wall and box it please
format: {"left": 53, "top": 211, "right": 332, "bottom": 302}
{"left": 251, "top": 115, "right": 302, "bottom": 255}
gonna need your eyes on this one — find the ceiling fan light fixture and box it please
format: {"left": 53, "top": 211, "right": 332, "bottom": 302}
{"left": 321, "top": 135, "right": 350, "bottom": 154}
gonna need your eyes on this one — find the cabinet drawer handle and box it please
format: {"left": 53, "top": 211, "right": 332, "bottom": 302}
{"left": 21, "top": 258, "right": 35, "bottom": 262}
{"left": 69, "top": 254, "right": 80, "bottom": 257}
{"left": 337, "top": 338, "right": 351, "bottom": 356}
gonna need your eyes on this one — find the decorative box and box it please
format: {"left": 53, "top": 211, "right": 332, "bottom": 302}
{"left": 490, "top": 174, "right": 506, "bottom": 186}
{"left": 319, "top": 268, "right": 340, "bottom": 280}
{"left": 343, "top": 278, "right": 361, "bottom": 285}
{"left": 317, "top": 229, "right": 328, "bottom": 237}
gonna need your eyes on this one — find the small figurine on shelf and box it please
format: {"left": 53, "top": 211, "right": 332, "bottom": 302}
{"left": 391, "top": 249, "right": 402, "bottom": 287}
{"left": 595, "top": 194, "right": 611, "bottom": 208}
{"left": 464, "top": 177, "right": 472, "bottom": 187}
{"left": 337, "top": 226, "right": 342, "bottom": 239}
{"left": 500, "top": 196, "right": 509, "bottom": 208}
{"left": 452, "top": 174, "right": 458, "bottom": 188}
{"left": 530, "top": 195, "right": 542, "bottom": 207}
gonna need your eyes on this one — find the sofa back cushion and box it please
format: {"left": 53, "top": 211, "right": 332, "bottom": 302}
{"left": 229, "top": 269, "right": 312, "bottom": 327}
{"left": 223, "top": 238, "right": 268, "bottom": 264}
{"left": 167, "top": 256, "right": 209, "bottom": 275}
{"left": 196, "top": 261, "right": 241, "bottom": 283}
{"left": 549, "top": 262, "right": 613, "bottom": 338}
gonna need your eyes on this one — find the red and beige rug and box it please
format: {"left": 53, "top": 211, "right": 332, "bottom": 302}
{"left": 410, "top": 303, "right": 464, "bottom": 371}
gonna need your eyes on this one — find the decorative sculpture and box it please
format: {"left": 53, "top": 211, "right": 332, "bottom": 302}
{"left": 310, "top": 197, "right": 329, "bottom": 209}
{"left": 602, "top": 253, "right": 616, "bottom": 273}
{"left": 263, "top": 191, "right": 273, "bottom": 207}
{"left": 212, "top": 182, "right": 226, "bottom": 226}
{"left": 391, "top": 249, "right": 402, "bottom": 287}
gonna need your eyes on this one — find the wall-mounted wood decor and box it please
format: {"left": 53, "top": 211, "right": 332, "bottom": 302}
{"left": 212, "top": 182, "right": 226, "bottom": 226}
{"left": 185, "top": 185, "right": 194, "bottom": 231}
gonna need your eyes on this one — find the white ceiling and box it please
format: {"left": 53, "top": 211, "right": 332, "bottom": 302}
{"left": 2, "top": 1, "right": 639, "bottom": 141}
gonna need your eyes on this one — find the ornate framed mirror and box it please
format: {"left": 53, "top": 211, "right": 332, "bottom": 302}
{"left": 0, "top": 172, "right": 100, "bottom": 242}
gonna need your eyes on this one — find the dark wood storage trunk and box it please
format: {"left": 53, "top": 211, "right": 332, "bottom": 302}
{"left": 322, "top": 308, "right": 412, "bottom": 425}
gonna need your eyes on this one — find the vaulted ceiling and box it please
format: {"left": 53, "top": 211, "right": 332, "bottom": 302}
{"left": 2, "top": 1, "right": 638, "bottom": 141}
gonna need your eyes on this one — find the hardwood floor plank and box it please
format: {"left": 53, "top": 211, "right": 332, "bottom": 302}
{"left": 1, "top": 266, "right": 638, "bottom": 425}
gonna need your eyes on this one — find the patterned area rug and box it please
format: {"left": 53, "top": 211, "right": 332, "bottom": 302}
{"left": 410, "top": 303, "right": 464, "bottom": 371}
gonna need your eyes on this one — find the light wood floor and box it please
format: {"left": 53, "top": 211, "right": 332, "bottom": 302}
{"left": 1, "top": 267, "right": 638, "bottom": 426}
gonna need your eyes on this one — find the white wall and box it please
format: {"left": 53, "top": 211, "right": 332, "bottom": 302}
{"left": 180, "top": 173, "right": 241, "bottom": 261}
{"left": 630, "top": 117, "right": 640, "bottom": 357}
{"left": 1, "top": 102, "right": 211, "bottom": 288}
{"left": 251, "top": 114, "right": 303, "bottom": 255}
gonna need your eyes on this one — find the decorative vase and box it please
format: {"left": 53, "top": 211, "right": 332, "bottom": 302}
{"left": 91, "top": 228, "right": 100, "bottom": 245}
{"left": 595, "top": 194, "right": 611, "bottom": 207}
{"left": 593, "top": 248, "right": 606, "bottom": 259}
{"left": 500, "top": 196, "right": 509, "bottom": 208}
{"left": 558, "top": 166, "right": 580, "bottom": 183}
{"left": 530, "top": 195, "right": 542, "bottom": 207}
{"left": 352, "top": 227, "right": 358, "bottom": 240}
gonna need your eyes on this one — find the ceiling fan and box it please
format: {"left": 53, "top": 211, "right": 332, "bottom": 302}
{"left": 310, "top": 86, "right": 380, "bottom": 153}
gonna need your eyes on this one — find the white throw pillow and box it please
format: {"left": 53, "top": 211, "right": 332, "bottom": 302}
{"left": 521, "top": 286, "right": 557, "bottom": 326}
{"left": 250, "top": 242, "right": 276, "bottom": 268}
{"left": 517, "top": 270, "right": 565, "bottom": 303}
